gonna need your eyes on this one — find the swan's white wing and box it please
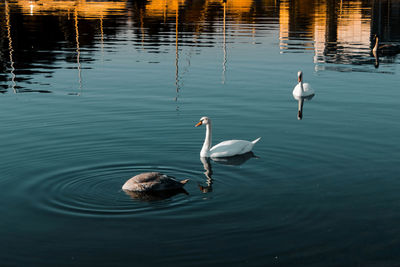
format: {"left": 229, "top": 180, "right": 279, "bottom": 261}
{"left": 302, "top": 83, "right": 314, "bottom": 95}
{"left": 210, "top": 140, "right": 254, "bottom": 158}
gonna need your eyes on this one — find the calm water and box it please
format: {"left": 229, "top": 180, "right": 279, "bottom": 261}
{"left": 1, "top": 0, "right": 400, "bottom": 266}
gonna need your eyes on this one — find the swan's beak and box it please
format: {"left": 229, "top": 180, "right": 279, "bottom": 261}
{"left": 195, "top": 121, "right": 202, "bottom": 127}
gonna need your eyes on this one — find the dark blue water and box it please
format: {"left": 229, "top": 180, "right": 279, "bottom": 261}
{"left": 1, "top": 0, "right": 400, "bottom": 266}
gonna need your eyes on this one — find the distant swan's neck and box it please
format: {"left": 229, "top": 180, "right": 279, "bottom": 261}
{"left": 373, "top": 37, "right": 379, "bottom": 52}
{"left": 201, "top": 123, "right": 212, "bottom": 157}
{"left": 299, "top": 81, "right": 304, "bottom": 92}
{"left": 298, "top": 74, "right": 304, "bottom": 92}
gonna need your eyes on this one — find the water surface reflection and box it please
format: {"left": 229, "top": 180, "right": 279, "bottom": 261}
{"left": 199, "top": 152, "right": 256, "bottom": 193}
{"left": 1, "top": 1, "right": 400, "bottom": 266}
{"left": 294, "top": 94, "right": 315, "bottom": 120}
{"left": 124, "top": 188, "right": 189, "bottom": 201}
{"left": 199, "top": 157, "right": 213, "bottom": 193}
{"left": 1, "top": 0, "right": 400, "bottom": 93}
{"left": 279, "top": 0, "right": 400, "bottom": 70}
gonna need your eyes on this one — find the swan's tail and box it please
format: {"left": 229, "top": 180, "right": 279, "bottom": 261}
{"left": 252, "top": 137, "right": 261, "bottom": 144}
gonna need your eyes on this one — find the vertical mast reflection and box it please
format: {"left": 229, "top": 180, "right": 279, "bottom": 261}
{"left": 222, "top": 0, "right": 227, "bottom": 84}
{"left": 75, "top": 7, "right": 82, "bottom": 95}
{"left": 5, "top": 2, "right": 16, "bottom": 93}
{"left": 140, "top": 9, "right": 145, "bottom": 49}
{"left": 100, "top": 12, "right": 104, "bottom": 61}
{"left": 175, "top": 2, "right": 180, "bottom": 110}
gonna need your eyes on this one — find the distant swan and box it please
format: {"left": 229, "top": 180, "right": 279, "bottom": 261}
{"left": 372, "top": 35, "right": 400, "bottom": 55}
{"left": 122, "top": 172, "right": 189, "bottom": 192}
{"left": 195, "top": 116, "right": 261, "bottom": 158}
{"left": 293, "top": 71, "right": 315, "bottom": 98}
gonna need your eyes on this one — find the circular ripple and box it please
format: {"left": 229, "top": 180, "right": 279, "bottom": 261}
{"left": 23, "top": 163, "right": 201, "bottom": 218}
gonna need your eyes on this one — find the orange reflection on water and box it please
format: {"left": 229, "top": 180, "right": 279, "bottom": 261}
{"left": 13, "top": 0, "right": 127, "bottom": 18}
{"left": 145, "top": 0, "right": 185, "bottom": 17}
{"left": 278, "top": 0, "right": 374, "bottom": 62}
{"left": 337, "top": 2, "right": 371, "bottom": 48}
{"left": 5, "top": 0, "right": 399, "bottom": 69}
{"left": 145, "top": 0, "right": 253, "bottom": 17}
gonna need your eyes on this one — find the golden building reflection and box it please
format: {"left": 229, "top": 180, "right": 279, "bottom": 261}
{"left": 2, "top": 0, "right": 399, "bottom": 80}
{"left": 145, "top": 0, "right": 257, "bottom": 18}
{"left": 278, "top": 0, "right": 400, "bottom": 69}
{"left": 1, "top": 0, "right": 399, "bottom": 94}
{"left": 8, "top": 0, "right": 400, "bottom": 41}
{"left": 279, "top": 0, "right": 372, "bottom": 53}
{"left": 145, "top": 0, "right": 184, "bottom": 18}
{"left": 12, "top": 0, "right": 127, "bottom": 18}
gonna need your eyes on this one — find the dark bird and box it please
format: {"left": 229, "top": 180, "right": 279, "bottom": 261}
{"left": 372, "top": 35, "right": 400, "bottom": 56}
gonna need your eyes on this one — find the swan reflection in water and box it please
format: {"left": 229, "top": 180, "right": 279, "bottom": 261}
{"left": 199, "top": 157, "right": 214, "bottom": 193}
{"left": 199, "top": 152, "right": 257, "bottom": 193}
{"left": 124, "top": 188, "right": 188, "bottom": 202}
{"left": 372, "top": 49, "right": 380, "bottom": 69}
{"left": 211, "top": 151, "right": 257, "bottom": 166}
{"left": 294, "top": 94, "right": 315, "bottom": 120}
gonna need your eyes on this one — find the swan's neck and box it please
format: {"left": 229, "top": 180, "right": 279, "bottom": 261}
{"left": 373, "top": 37, "right": 379, "bottom": 52}
{"left": 299, "top": 81, "right": 304, "bottom": 92}
{"left": 200, "top": 123, "right": 212, "bottom": 157}
{"left": 298, "top": 75, "right": 304, "bottom": 92}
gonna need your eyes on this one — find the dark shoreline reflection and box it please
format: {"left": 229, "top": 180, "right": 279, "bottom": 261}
{"left": 0, "top": 1, "right": 127, "bottom": 93}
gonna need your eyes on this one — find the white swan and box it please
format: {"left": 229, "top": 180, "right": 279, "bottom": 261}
{"left": 293, "top": 71, "right": 315, "bottom": 98}
{"left": 195, "top": 117, "right": 261, "bottom": 158}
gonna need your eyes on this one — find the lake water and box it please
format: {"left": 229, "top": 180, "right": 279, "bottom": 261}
{"left": 1, "top": 0, "right": 400, "bottom": 266}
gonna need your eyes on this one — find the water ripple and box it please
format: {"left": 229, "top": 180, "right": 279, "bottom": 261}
{"left": 22, "top": 163, "right": 200, "bottom": 218}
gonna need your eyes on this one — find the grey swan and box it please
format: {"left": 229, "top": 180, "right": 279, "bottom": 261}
{"left": 122, "top": 172, "right": 189, "bottom": 192}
